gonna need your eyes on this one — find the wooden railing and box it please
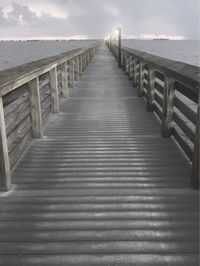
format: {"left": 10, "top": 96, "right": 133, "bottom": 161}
{"left": 0, "top": 42, "right": 101, "bottom": 191}
{"left": 108, "top": 42, "right": 199, "bottom": 189}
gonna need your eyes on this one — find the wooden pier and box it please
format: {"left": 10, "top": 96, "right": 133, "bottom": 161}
{"left": 0, "top": 43, "right": 199, "bottom": 265}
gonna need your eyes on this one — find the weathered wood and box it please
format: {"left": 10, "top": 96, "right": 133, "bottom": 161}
{"left": 133, "top": 58, "right": 138, "bottom": 88}
{"left": 69, "top": 58, "right": 75, "bottom": 88}
{"left": 173, "top": 112, "right": 195, "bottom": 142}
{"left": 0, "top": 44, "right": 101, "bottom": 97}
{"left": 121, "top": 46, "right": 199, "bottom": 94}
{"left": 172, "top": 126, "right": 193, "bottom": 161}
{"left": 155, "top": 82, "right": 164, "bottom": 95}
{"left": 0, "top": 97, "right": 11, "bottom": 190}
{"left": 123, "top": 52, "right": 126, "bottom": 72}
{"left": 174, "top": 96, "right": 197, "bottom": 124}
{"left": 154, "top": 92, "right": 163, "bottom": 109}
{"left": 28, "top": 77, "right": 43, "bottom": 138}
{"left": 79, "top": 54, "right": 83, "bottom": 75}
{"left": 161, "top": 77, "right": 175, "bottom": 137}
{"left": 49, "top": 68, "right": 59, "bottom": 113}
{"left": 191, "top": 98, "right": 199, "bottom": 189}
{"left": 129, "top": 56, "right": 134, "bottom": 80}
{"left": 8, "top": 115, "right": 31, "bottom": 153}
{"left": 146, "top": 68, "right": 156, "bottom": 111}
{"left": 61, "top": 62, "right": 68, "bottom": 98}
{"left": 154, "top": 103, "right": 162, "bottom": 120}
{"left": 75, "top": 56, "right": 80, "bottom": 81}
{"left": 138, "top": 62, "right": 145, "bottom": 97}
{"left": 9, "top": 128, "right": 32, "bottom": 169}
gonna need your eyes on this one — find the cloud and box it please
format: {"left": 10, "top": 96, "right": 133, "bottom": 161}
{"left": 0, "top": 0, "right": 199, "bottom": 39}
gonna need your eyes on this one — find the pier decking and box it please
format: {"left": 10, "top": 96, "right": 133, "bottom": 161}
{"left": 0, "top": 44, "right": 199, "bottom": 265}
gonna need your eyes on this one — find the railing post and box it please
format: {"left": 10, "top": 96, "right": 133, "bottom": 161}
{"left": 0, "top": 97, "right": 11, "bottom": 191}
{"left": 133, "top": 58, "right": 138, "bottom": 87}
{"left": 125, "top": 54, "right": 129, "bottom": 75}
{"left": 161, "top": 76, "right": 175, "bottom": 137}
{"left": 87, "top": 51, "right": 90, "bottom": 65}
{"left": 191, "top": 96, "right": 199, "bottom": 189}
{"left": 83, "top": 52, "right": 86, "bottom": 70}
{"left": 61, "top": 62, "right": 68, "bottom": 98}
{"left": 75, "top": 56, "right": 80, "bottom": 81}
{"left": 69, "top": 57, "right": 75, "bottom": 88}
{"left": 129, "top": 56, "right": 134, "bottom": 80}
{"left": 79, "top": 54, "right": 83, "bottom": 76}
{"left": 146, "top": 68, "right": 155, "bottom": 111}
{"left": 138, "top": 62, "right": 145, "bottom": 97}
{"left": 49, "top": 68, "right": 59, "bottom": 113}
{"left": 123, "top": 52, "right": 126, "bottom": 72}
{"left": 28, "top": 77, "right": 43, "bottom": 138}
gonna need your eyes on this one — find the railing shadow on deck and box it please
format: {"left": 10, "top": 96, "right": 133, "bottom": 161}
{"left": 107, "top": 41, "right": 199, "bottom": 189}
{"left": 0, "top": 42, "right": 102, "bottom": 191}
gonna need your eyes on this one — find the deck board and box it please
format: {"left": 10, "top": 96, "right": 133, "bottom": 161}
{"left": 0, "top": 44, "right": 199, "bottom": 266}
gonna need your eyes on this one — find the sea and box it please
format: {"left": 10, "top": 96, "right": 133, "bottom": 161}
{"left": 0, "top": 39, "right": 199, "bottom": 72}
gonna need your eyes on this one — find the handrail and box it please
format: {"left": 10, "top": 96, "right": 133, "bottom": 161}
{"left": 107, "top": 42, "right": 199, "bottom": 189}
{"left": 0, "top": 41, "right": 102, "bottom": 191}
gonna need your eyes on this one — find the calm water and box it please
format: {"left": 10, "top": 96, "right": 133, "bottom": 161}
{"left": 0, "top": 40, "right": 97, "bottom": 71}
{"left": 0, "top": 40, "right": 199, "bottom": 71}
{"left": 122, "top": 40, "right": 200, "bottom": 67}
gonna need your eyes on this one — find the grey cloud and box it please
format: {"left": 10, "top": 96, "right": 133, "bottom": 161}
{"left": 0, "top": 0, "right": 199, "bottom": 39}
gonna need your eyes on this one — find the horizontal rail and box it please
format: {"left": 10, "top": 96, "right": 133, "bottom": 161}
{"left": 107, "top": 41, "right": 199, "bottom": 189}
{"left": 0, "top": 42, "right": 102, "bottom": 191}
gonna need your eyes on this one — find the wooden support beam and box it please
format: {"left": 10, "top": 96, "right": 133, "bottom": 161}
{"left": 129, "top": 56, "right": 133, "bottom": 80}
{"left": 69, "top": 57, "right": 75, "bottom": 88}
{"left": 123, "top": 52, "right": 126, "bottom": 72}
{"left": 75, "top": 56, "right": 80, "bottom": 81}
{"left": 49, "top": 68, "right": 59, "bottom": 113}
{"left": 61, "top": 62, "right": 68, "bottom": 98}
{"left": 133, "top": 58, "right": 138, "bottom": 88}
{"left": 161, "top": 76, "right": 175, "bottom": 137}
{"left": 146, "top": 68, "right": 156, "bottom": 111}
{"left": 138, "top": 62, "right": 145, "bottom": 97}
{"left": 0, "top": 97, "right": 11, "bottom": 191}
{"left": 87, "top": 51, "right": 90, "bottom": 65}
{"left": 125, "top": 54, "right": 129, "bottom": 75}
{"left": 79, "top": 54, "right": 83, "bottom": 75}
{"left": 191, "top": 96, "right": 199, "bottom": 189}
{"left": 28, "top": 77, "right": 43, "bottom": 138}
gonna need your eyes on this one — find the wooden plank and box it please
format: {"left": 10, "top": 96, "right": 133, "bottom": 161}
{"left": 49, "top": 68, "right": 59, "bottom": 113}
{"left": 0, "top": 97, "right": 11, "bottom": 190}
{"left": 28, "top": 77, "right": 43, "bottom": 138}
{"left": 154, "top": 92, "right": 163, "bottom": 109}
{"left": 191, "top": 97, "right": 199, "bottom": 189}
{"left": 69, "top": 58, "right": 75, "bottom": 88}
{"left": 9, "top": 129, "right": 32, "bottom": 169}
{"left": 129, "top": 56, "right": 134, "bottom": 80}
{"left": 174, "top": 96, "right": 196, "bottom": 124}
{"left": 172, "top": 126, "right": 193, "bottom": 161}
{"left": 75, "top": 56, "right": 80, "bottom": 81}
{"left": 133, "top": 58, "right": 138, "bottom": 88}
{"left": 173, "top": 112, "right": 195, "bottom": 143}
{"left": 61, "top": 62, "right": 68, "bottom": 98}
{"left": 138, "top": 62, "right": 145, "bottom": 97}
{"left": 121, "top": 46, "right": 199, "bottom": 89}
{"left": 146, "top": 68, "right": 155, "bottom": 111}
{"left": 161, "top": 77, "right": 175, "bottom": 137}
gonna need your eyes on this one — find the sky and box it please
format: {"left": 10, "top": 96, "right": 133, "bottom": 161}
{"left": 0, "top": 0, "right": 199, "bottom": 40}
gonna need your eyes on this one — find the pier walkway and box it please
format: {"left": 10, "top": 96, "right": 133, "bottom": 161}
{"left": 0, "top": 44, "right": 199, "bottom": 265}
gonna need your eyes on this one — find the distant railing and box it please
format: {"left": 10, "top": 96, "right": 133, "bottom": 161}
{"left": 107, "top": 41, "right": 199, "bottom": 189}
{"left": 0, "top": 42, "right": 101, "bottom": 191}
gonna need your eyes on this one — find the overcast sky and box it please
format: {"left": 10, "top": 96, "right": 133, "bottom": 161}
{"left": 0, "top": 0, "right": 199, "bottom": 40}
